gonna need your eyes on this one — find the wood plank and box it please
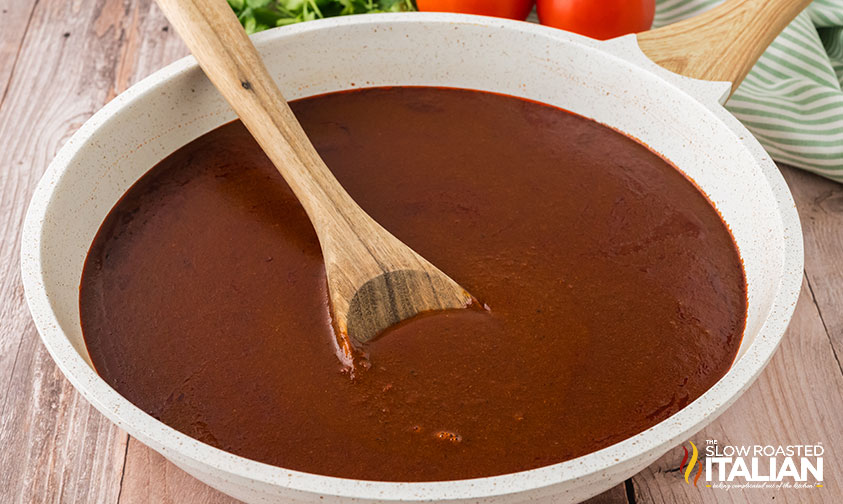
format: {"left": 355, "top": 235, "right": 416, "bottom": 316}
{"left": 0, "top": 0, "right": 184, "bottom": 502}
{"left": 585, "top": 483, "right": 631, "bottom": 504}
{"left": 118, "top": 438, "right": 237, "bottom": 504}
{"left": 0, "top": 0, "right": 38, "bottom": 104}
{"left": 0, "top": 0, "right": 38, "bottom": 421}
{"left": 781, "top": 166, "right": 843, "bottom": 373}
{"left": 0, "top": 340, "right": 128, "bottom": 503}
{"left": 631, "top": 275, "right": 843, "bottom": 503}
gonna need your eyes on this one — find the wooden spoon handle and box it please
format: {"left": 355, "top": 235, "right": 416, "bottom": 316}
{"left": 154, "top": 0, "right": 357, "bottom": 233}
{"left": 637, "top": 0, "right": 813, "bottom": 94}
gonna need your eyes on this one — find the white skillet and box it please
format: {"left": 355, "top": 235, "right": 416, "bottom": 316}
{"left": 21, "top": 0, "right": 805, "bottom": 502}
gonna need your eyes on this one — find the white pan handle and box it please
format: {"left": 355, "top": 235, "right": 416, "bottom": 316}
{"left": 637, "top": 0, "right": 812, "bottom": 96}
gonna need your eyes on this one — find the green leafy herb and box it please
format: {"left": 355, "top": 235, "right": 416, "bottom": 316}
{"left": 228, "top": 0, "right": 417, "bottom": 34}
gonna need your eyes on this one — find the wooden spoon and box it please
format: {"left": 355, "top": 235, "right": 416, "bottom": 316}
{"left": 153, "top": 0, "right": 474, "bottom": 363}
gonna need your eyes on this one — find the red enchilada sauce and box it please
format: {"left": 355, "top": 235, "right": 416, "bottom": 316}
{"left": 80, "top": 87, "right": 745, "bottom": 482}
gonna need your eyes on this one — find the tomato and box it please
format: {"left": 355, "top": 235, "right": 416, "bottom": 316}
{"left": 536, "top": 0, "right": 655, "bottom": 40}
{"left": 416, "top": 0, "right": 537, "bottom": 21}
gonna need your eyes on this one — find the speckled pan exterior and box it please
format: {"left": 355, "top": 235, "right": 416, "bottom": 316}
{"left": 21, "top": 13, "right": 803, "bottom": 503}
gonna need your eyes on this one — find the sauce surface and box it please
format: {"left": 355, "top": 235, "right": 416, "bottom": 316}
{"left": 80, "top": 87, "right": 746, "bottom": 482}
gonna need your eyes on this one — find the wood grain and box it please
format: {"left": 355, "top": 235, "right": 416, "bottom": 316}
{"left": 586, "top": 485, "right": 631, "bottom": 504}
{"left": 154, "top": 0, "right": 473, "bottom": 352}
{"left": 0, "top": 0, "right": 184, "bottom": 502}
{"left": 638, "top": 0, "right": 813, "bottom": 93}
{"left": 0, "top": 342, "right": 127, "bottom": 503}
{"left": 0, "top": 0, "right": 38, "bottom": 105}
{"left": 0, "top": 0, "right": 841, "bottom": 502}
{"left": 118, "top": 440, "right": 237, "bottom": 504}
{"left": 782, "top": 167, "right": 843, "bottom": 375}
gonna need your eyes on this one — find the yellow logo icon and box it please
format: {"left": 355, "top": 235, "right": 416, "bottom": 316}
{"left": 680, "top": 441, "right": 703, "bottom": 486}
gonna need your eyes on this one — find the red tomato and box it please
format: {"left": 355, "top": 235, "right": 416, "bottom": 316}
{"left": 537, "top": 0, "right": 655, "bottom": 40}
{"left": 416, "top": 0, "right": 536, "bottom": 21}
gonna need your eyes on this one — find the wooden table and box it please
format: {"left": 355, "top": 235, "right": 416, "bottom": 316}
{"left": 1, "top": 0, "right": 841, "bottom": 502}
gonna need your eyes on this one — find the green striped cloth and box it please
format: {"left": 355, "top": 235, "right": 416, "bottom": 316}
{"left": 655, "top": 0, "right": 843, "bottom": 181}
